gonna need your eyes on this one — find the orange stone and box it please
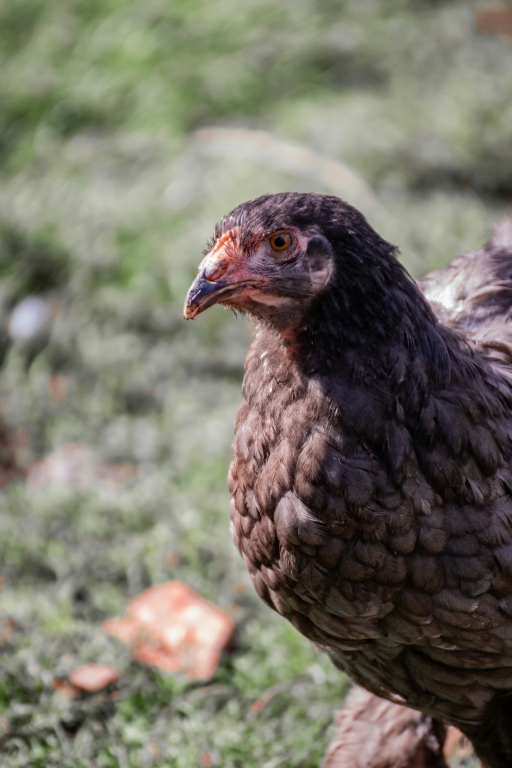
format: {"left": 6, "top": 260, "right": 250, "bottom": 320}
{"left": 48, "top": 373, "right": 68, "bottom": 405}
{"left": 68, "top": 663, "right": 119, "bottom": 692}
{"left": 474, "top": 3, "right": 512, "bottom": 39}
{"left": 102, "top": 582, "right": 233, "bottom": 680}
{"left": 27, "top": 444, "right": 94, "bottom": 488}
{"left": 26, "top": 443, "right": 137, "bottom": 492}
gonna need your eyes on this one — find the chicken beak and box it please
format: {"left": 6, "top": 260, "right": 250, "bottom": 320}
{"left": 184, "top": 231, "right": 269, "bottom": 319}
{"left": 183, "top": 272, "right": 233, "bottom": 319}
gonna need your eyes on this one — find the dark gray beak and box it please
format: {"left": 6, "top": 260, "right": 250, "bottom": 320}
{"left": 183, "top": 273, "right": 232, "bottom": 319}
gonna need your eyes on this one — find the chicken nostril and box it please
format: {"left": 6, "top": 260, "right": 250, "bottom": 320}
{"left": 205, "top": 261, "right": 228, "bottom": 282}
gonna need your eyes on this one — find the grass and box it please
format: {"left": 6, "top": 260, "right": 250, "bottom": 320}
{"left": 0, "top": 0, "right": 508, "bottom": 764}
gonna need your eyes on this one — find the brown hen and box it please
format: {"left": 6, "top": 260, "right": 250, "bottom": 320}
{"left": 184, "top": 193, "right": 512, "bottom": 768}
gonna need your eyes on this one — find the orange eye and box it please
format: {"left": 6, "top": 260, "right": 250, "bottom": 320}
{"left": 269, "top": 232, "right": 292, "bottom": 252}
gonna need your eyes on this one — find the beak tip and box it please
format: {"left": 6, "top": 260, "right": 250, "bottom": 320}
{"left": 184, "top": 275, "right": 226, "bottom": 320}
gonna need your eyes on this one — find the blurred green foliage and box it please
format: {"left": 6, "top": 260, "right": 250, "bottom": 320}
{"left": 0, "top": 0, "right": 507, "bottom": 765}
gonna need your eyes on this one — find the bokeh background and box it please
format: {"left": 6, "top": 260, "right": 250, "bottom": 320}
{"left": 0, "top": 1, "right": 511, "bottom": 765}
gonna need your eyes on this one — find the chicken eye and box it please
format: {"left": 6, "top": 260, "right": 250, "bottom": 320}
{"left": 269, "top": 233, "right": 292, "bottom": 252}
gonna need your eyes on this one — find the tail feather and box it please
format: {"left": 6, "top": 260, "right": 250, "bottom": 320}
{"left": 418, "top": 217, "right": 512, "bottom": 379}
{"left": 490, "top": 217, "right": 512, "bottom": 251}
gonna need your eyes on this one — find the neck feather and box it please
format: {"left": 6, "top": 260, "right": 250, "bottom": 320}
{"left": 255, "top": 251, "right": 498, "bottom": 436}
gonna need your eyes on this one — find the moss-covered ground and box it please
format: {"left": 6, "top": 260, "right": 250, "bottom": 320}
{"left": 0, "top": 1, "right": 509, "bottom": 765}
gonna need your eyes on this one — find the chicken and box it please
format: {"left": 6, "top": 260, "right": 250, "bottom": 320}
{"left": 184, "top": 193, "right": 512, "bottom": 768}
